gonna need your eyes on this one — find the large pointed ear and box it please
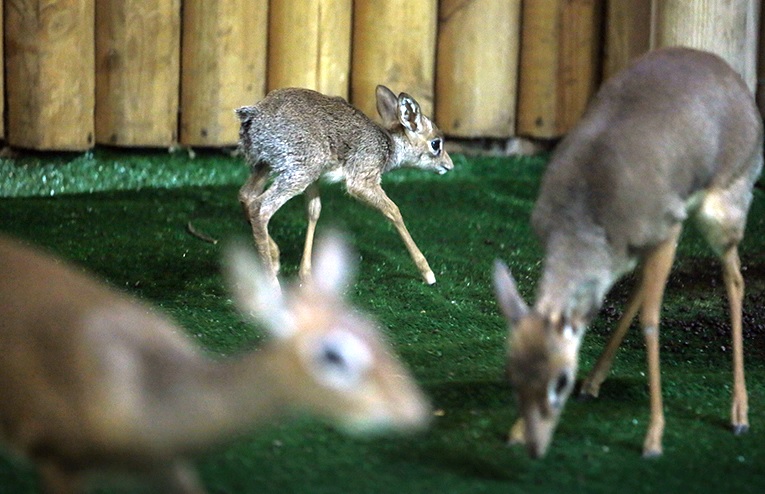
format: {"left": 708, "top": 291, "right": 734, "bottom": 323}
{"left": 493, "top": 260, "right": 529, "bottom": 326}
{"left": 376, "top": 85, "right": 399, "bottom": 128}
{"left": 397, "top": 93, "right": 426, "bottom": 133}
{"left": 312, "top": 231, "right": 357, "bottom": 297}
{"left": 223, "top": 241, "right": 295, "bottom": 339}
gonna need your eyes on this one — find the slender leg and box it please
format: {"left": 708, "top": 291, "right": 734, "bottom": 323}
{"left": 300, "top": 183, "right": 322, "bottom": 282}
{"left": 639, "top": 225, "right": 681, "bottom": 458}
{"left": 244, "top": 179, "right": 304, "bottom": 284}
{"left": 580, "top": 273, "right": 645, "bottom": 398}
{"left": 239, "top": 167, "right": 280, "bottom": 273}
{"left": 347, "top": 183, "right": 435, "bottom": 284}
{"left": 721, "top": 245, "right": 749, "bottom": 434}
{"left": 695, "top": 185, "right": 751, "bottom": 435}
{"left": 238, "top": 166, "right": 270, "bottom": 218}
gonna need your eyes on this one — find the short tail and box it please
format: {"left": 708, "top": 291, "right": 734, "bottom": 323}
{"left": 235, "top": 106, "right": 263, "bottom": 171}
{"left": 235, "top": 106, "right": 255, "bottom": 123}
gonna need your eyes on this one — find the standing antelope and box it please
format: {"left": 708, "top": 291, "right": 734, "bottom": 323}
{"left": 493, "top": 47, "right": 762, "bottom": 458}
{"left": 236, "top": 85, "right": 453, "bottom": 286}
{"left": 0, "top": 233, "right": 430, "bottom": 493}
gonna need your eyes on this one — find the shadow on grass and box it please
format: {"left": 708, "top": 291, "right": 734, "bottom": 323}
{"left": 388, "top": 379, "right": 521, "bottom": 481}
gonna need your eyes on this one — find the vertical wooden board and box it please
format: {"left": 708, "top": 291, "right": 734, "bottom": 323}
{"left": 180, "top": 0, "right": 268, "bottom": 147}
{"left": 436, "top": 0, "right": 521, "bottom": 138}
{"left": 602, "top": 0, "right": 652, "bottom": 80}
{"left": 517, "top": 0, "right": 603, "bottom": 138}
{"left": 5, "top": 0, "right": 95, "bottom": 150}
{"left": 95, "top": 0, "right": 181, "bottom": 146}
{"left": 517, "top": 0, "right": 561, "bottom": 138}
{"left": 654, "top": 0, "right": 760, "bottom": 93}
{"left": 559, "top": 0, "right": 602, "bottom": 132}
{"left": 0, "top": 3, "right": 4, "bottom": 140}
{"left": 351, "top": 0, "right": 437, "bottom": 120}
{"left": 268, "top": 0, "right": 351, "bottom": 98}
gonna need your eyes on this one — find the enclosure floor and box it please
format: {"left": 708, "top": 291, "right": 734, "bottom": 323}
{"left": 1, "top": 149, "right": 764, "bottom": 493}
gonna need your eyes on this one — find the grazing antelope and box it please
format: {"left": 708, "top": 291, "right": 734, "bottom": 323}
{"left": 0, "top": 233, "right": 430, "bottom": 493}
{"left": 493, "top": 47, "right": 762, "bottom": 458}
{"left": 236, "top": 85, "right": 453, "bottom": 286}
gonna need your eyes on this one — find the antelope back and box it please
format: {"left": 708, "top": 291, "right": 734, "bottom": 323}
{"left": 236, "top": 86, "right": 453, "bottom": 177}
{"left": 0, "top": 236, "right": 200, "bottom": 461}
{"left": 533, "top": 47, "right": 763, "bottom": 267}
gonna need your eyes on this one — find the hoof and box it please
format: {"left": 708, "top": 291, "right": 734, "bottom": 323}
{"left": 424, "top": 271, "right": 436, "bottom": 285}
{"left": 732, "top": 424, "right": 750, "bottom": 435}
{"left": 577, "top": 390, "right": 597, "bottom": 402}
{"left": 642, "top": 448, "right": 663, "bottom": 459}
{"left": 506, "top": 421, "right": 526, "bottom": 447}
{"left": 298, "top": 270, "right": 312, "bottom": 285}
{"left": 577, "top": 379, "right": 601, "bottom": 400}
{"left": 506, "top": 435, "right": 524, "bottom": 447}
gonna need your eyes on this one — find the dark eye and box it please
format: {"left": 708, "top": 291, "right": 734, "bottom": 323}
{"left": 312, "top": 331, "right": 373, "bottom": 390}
{"left": 429, "top": 138, "right": 442, "bottom": 155}
{"left": 321, "top": 344, "right": 347, "bottom": 370}
{"left": 547, "top": 371, "right": 571, "bottom": 410}
{"left": 555, "top": 372, "right": 570, "bottom": 396}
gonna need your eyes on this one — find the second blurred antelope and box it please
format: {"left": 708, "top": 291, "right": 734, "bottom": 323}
{"left": 0, "top": 233, "right": 430, "bottom": 493}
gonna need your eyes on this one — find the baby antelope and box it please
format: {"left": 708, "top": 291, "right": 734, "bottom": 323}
{"left": 236, "top": 85, "right": 453, "bottom": 286}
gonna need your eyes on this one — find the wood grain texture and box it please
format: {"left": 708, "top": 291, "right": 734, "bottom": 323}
{"left": 0, "top": 4, "right": 4, "bottom": 140}
{"left": 517, "top": 0, "right": 558, "bottom": 138}
{"left": 653, "top": 0, "right": 760, "bottom": 93}
{"left": 517, "top": 0, "right": 603, "bottom": 139}
{"left": 5, "top": 0, "right": 95, "bottom": 150}
{"left": 268, "top": 0, "right": 351, "bottom": 98}
{"left": 352, "top": 0, "right": 437, "bottom": 120}
{"left": 559, "top": 0, "right": 601, "bottom": 135}
{"left": 602, "top": 0, "right": 652, "bottom": 80}
{"left": 436, "top": 0, "right": 521, "bottom": 137}
{"left": 95, "top": 0, "right": 181, "bottom": 146}
{"left": 180, "top": 0, "right": 268, "bottom": 146}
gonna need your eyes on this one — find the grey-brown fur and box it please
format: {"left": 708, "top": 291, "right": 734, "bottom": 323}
{"left": 494, "top": 47, "right": 762, "bottom": 458}
{"left": 236, "top": 85, "right": 453, "bottom": 286}
{"left": 0, "top": 234, "right": 430, "bottom": 493}
{"left": 237, "top": 89, "right": 392, "bottom": 179}
{"left": 533, "top": 47, "right": 763, "bottom": 318}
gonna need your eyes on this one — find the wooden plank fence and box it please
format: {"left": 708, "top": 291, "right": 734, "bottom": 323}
{"left": 352, "top": 0, "right": 438, "bottom": 119}
{"left": 436, "top": 0, "right": 521, "bottom": 137}
{"left": 516, "top": 0, "right": 603, "bottom": 139}
{"left": 95, "top": 0, "right": 181, "bottom": 147}
{"left": 1, "top": 0, "right": 762, "bottom": 151}
{"left": 6, "top": 0, "right": 95, "bottom": 150}
{"left": 268, "top": 0, "right": 351, "bottom": 98}
{"left": 181, "top": 0, "right": 268, "bottom": 146}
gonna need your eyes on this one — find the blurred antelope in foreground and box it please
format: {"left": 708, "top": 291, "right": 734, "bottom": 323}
{"left": 236, "top": 85, "right": 453, "bottom": 286}
{"left": 493, "top": 47, "right": 762, "bottom": 458}
{"left": 0, "top": 233, "right": 430, "bottom": 493}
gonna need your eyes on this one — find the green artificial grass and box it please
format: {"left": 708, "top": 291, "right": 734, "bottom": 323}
{"left": 0, "top": 149, "right": 764, "bottom": 493}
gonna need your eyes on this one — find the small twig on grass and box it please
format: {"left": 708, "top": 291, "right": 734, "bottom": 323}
{"left": 186, "top": 221, "right": 218, "bottom": 245}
